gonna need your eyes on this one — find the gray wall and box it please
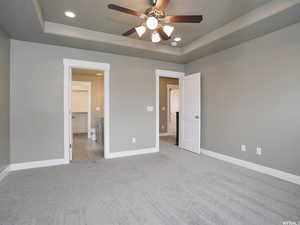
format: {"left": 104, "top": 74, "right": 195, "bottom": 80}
{"left": 10, "top": 40, "right": 184, "bottom": 163}
{"left": 0, "top": 28, "right": 10, "bottom": 172}
{"left": 185, "top": 22, "right": 300, "bottom": 176}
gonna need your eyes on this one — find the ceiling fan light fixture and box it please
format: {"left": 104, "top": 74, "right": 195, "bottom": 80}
{"left": 163, "top": 25, "right": 174, "bottom": 37}
{"left": 146, "top": 17, "right": 159, "bottom": 30}
{"left": 135, "top": 25, "right": 146, "bottom": 37}
{"left": 152, "top": 31, "right": 161, "bottom": 43}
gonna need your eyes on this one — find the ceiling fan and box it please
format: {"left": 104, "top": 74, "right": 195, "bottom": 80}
{"left": 108, "top": 0, "right": 203, "bottom": 43}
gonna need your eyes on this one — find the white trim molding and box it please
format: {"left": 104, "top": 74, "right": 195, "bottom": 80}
{"left": 107, "top": 148, "right": 158, "bottom": 159}
{"left": 9, "top": 159, "right": 69, "bottom": 171}
{"left": 64, "top": 59, "right": 110, "bottom": 160}
{"left": 201, "top": 149, "right": 300, "bottom": 186}
{"left": 0, "top": 166, "right": 10, "bottom": 183}
{"left": 155, "top": 70, "right": 185, "bottom": 152}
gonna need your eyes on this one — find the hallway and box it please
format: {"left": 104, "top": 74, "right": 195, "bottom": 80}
{"left": 72, "top": 134, "right": 103, "bottom": 162}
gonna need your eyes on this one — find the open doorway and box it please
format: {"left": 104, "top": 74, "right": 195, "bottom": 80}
{"left": 64, "top": 59, "right": 110, "bottom": 163}
{"left": 155, "top": 70, "right": 184, "bottom": 153}
{"left": 159, "top": 77, "right": 180, "bottom": 145}
{"left": 156, "top": 70, "right": 201, "bottom": 155}
{"left": 71, "top": 69, "right": 104, "bottom": 162}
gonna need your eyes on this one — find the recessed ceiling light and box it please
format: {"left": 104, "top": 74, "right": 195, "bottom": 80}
{"left": 64, "top": 11, "right": 76, "bottom": 18}
{"left": 171, "top": 41, "right": 178, "bottom": 47}
{"left": 174, "top": 37, "right": 181, "bottom": 42}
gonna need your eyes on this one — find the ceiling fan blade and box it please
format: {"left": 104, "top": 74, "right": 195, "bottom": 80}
{"left": 108, "top": 4, "right": 143, "bottom": 17}
{"left": 122, "top": 28, "right": 136, "bottom": 36}
{"left": 165, "top": 15, "right": 203, "bottom": 23}
{"left": 156, "top": 27, "right": 170, "bottom": 40}
{"left": 155, "top": 0, "right": 170, "bottom": 11}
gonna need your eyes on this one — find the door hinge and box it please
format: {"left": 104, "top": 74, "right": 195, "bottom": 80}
{"left": 70, "top": 144, "right": 72, "bottom": 148}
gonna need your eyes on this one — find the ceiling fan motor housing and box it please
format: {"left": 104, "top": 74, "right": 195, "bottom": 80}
{"left": 145, "top": 7, "right": 165, "bottom": 19}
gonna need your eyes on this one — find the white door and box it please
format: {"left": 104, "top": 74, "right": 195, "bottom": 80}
{"left": 181, "top": 73, "right": 201, "bottom": 154}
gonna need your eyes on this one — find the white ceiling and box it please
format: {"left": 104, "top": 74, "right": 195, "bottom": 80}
{"left": 1, "top": 0, "right": 300, "bottom": 63}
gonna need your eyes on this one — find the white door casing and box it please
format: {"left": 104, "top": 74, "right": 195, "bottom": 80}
{"left": 64, "top": 59, "right": 110, "bottom": 161}
{"left": 155, "top": 70, "right": 185, "bottom": 151}
{"left": 181, "top": 73, "right": 201, "bottom": 154}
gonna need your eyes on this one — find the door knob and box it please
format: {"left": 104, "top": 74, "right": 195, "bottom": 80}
{"left": 195, "top": 115, "right": 200, "bottom": 119}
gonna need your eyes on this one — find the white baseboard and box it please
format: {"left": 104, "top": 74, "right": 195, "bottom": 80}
{"left": 0, "top": 166, "right": 10, "bottom": 183}
{"left": 10, "top": 158, "right": 69, "bottom": 171}
{"left": 160, "top": 133, "right": 175, "bottom": 137}
{"left": 108, "top": 147, "right": 158, "bottom": 159}
{"left": 201, "top": 149, "right": 300, "bottom": 186}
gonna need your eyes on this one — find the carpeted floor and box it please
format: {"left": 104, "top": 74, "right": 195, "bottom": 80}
{"left": 0, "top": 138, "right": 300, "bottom": 225}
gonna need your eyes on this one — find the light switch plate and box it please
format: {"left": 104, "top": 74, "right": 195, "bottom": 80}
{"left": 147, "top": 106, "right": 154, "bottom": 112}
{"left": 256, "top": 147, "right": 262, "bottom": 155}
{"left": 241, "top": 145, "right": 246, "bottom": 152}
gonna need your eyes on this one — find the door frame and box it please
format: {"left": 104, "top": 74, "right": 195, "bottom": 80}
{"left": 71, "top": 81, "right": 92, "bottom": 139}
{"left": 167, "top": 84, "right": 180, "bottom": 134}
{"left": 155, "top": 70, "right": 185, "bottom": 151}
{"left": 64, "top": 59, "right": 110, "bottom": 162}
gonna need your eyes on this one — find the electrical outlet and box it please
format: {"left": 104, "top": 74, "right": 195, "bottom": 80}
{"left": 256, "top": 147, "right": 262, "bottom": 155}
{"left": 241, "top": 145, "right": 246, "bottom": 152}
{"left": 132, "top": 137, "right": 136, "bottom": 144}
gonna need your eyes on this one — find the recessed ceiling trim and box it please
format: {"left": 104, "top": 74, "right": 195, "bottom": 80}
{"left": 44, "top": 21, "right": 181, "bottom": 56}
{"left": 182, "top": 0, "right": 300, "bottom": 55}
{"left": 27, "top": 0, "right": 300, "bottom": 61}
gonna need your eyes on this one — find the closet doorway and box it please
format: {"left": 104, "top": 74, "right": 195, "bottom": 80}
{"left": 71, "top": 69, "right": 105, "bottom": 162}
